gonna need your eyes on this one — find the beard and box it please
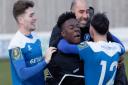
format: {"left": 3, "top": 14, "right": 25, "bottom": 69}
{"left": 79, "top": 22, "right": 86, "bottom": 28}
{"left": 78, "top": 17, "right": 89, "bottom": 28}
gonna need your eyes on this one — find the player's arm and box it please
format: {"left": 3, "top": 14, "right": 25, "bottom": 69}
{"left": 118, "top": 43, "right": 125, "bottom": 58}
{"left": 9, "top": 47, "right": 56, "bottom": 81}
{"left": 118, "top": 44, "right": 126, "bottom": 66}
{"left": 57, "top": 39, "right": 79, "bottom": 54}
{"left": 120, "top": 43, "right": 125, "bottom": 56}
{"left": 107, "top": 32, "right": 124, "bottom": 48}
{"left": 9, "top": 47, "right": 47, "bottom": 81}
{"left": 58, "top": 39, "right": 90, "bottom": 60}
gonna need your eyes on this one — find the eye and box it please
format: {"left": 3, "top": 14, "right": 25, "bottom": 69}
{"left": 79, "top": 10, "right": 85, "bottom": 14}
{"left": 76, "top": 24, "right": 80, "bottom": 28}
{"left": 29, "top": 14, "right": 33, "bottom": 17}
{"left": 69, "top": 26, "right": 74, "bottom": 30}
{"left": 30, "top": 13, "right": 34, "bottom": 17}
{"left": 86, "top": 9, "right": 89, "bottom": 14}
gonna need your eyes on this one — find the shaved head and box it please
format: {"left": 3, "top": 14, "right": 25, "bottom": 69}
{"left": 70, "top": 0, "right": 89, "bottom": 28}
{"left": 71, "top": 0, "right": 88, "bottom": 12}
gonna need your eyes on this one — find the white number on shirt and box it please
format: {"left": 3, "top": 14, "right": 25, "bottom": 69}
{"left": 98, "top": 60, "right": 118, "bottom": 85}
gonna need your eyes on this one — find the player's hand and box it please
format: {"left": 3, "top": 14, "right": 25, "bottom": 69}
{"left": 44, "top": 47, "right": 56, "bottom": 63}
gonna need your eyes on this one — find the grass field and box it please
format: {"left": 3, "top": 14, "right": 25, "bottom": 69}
{"left": 124, "top": 53, "right": 128, "bottom": 78}
{"left": 0, "top": 53, "right": 128, "bottom": 85}
{"left": 0, "top": 59, "right": 11, "bottom": 85}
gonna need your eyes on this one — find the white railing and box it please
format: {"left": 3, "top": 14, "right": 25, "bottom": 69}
{"left": 0, "top": 28, "right": 128, "bottom": 59}
{"left": 0, "top": 32, "right": 51, "bottom": 59}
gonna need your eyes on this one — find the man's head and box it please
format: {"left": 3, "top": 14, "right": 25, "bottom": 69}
{"left": 89, "top": 13, "right": 109, "bottom": 39}
{"left": 70, "top": 0, "right": 89, "bottom": 28}
{"left": 13, "top": 0, "right": 36, "bottom": 32}
{"left": 57, "top": 12, "right": 81, "bottom": 44}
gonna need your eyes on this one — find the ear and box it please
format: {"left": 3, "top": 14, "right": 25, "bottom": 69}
{"left": 17, "top": 15, "right": 24, "bottom": 24}
{"left": 61, "top": 30, "right": 65, "bottom": 38}
{"left": 89, "top": 25, "right": 94, "bottom": 38}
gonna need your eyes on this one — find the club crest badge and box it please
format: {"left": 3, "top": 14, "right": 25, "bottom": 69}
{"left": 84, "top": 33, "right": 91, "bottom": 41}
{"left": 11, "top": 47, "right": 21, "bottom": 60}
{"left": 28, "top": 45, "right": 32, "bottom": 51}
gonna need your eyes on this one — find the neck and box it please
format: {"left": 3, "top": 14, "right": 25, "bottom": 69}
{"left": 19, "top": 25, "right": 31, "bottom": 35}
{"left": 93, "top": 34, "right": 107, "bottom": 42}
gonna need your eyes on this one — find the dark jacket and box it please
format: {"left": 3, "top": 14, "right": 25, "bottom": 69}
{"left": 49, "top": 25, "right": 62, "bottom": 47}
{"left": 46, "top": 51, "right": 84, "bottom": 85}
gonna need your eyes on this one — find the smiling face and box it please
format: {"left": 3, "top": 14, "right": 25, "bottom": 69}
{"left": 61, "top": 18, "right": 81, "bottom": 44}
{"left": 18, "top": 7, "right": 37, "bottom": 32}
{"left": 72, "top": 0, "right": 89, "bottom": 28}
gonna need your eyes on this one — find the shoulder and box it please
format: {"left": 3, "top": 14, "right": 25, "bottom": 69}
{"left": 9, "top": 47, "right": 23, "bottom": 61}
{"left": 8, "top": 31, "right": 23, "bottom": 50}
{"left": 110, "top": 42, "right": 125, "bottom": 53}
{"left": 8, "top": 31, "right": 39, "bottom": 50}
{"left": 89, "top": 41, "right": 123, "bottom": 56}
{"left": 52, "top": 24, "right": 61, "bottom": 34}
{"left": 78, "top": 41, "right": 90, "bottom": 51}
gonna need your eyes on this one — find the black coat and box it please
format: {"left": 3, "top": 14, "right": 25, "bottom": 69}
{"left": 47, "top": 51, "right": 84, "bottom": 85}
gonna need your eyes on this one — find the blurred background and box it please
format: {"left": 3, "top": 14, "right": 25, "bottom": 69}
{"left": 0, "top": 0, "right": 128, "bottom": 84}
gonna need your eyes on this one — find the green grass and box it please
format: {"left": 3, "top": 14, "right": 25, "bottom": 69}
{"left": 0, "top": 59, "right": 11, "bottom": 85}
{"left": 0, "top": 53, "right": 128, "bottom": 85}
{"left": 124, "top": 53, "right": 128, "bottom": 77}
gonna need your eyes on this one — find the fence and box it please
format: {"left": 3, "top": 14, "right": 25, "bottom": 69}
{"left": 0, "top": 28, "right": 128, "bottom": 59}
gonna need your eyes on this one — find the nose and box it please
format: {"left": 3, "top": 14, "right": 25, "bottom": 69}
{"left": 74, "top": 26, "right": 80, "bottom": 32}
{"left": 83, "top": 11, "right": 89, "bottom": 19}
{"left": 33, "top": 16, "right": 37, "bottom": 22}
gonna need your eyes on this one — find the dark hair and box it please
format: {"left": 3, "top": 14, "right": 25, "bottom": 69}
{"left": 88, "top": 6, "right": 94, "bottom": 17}
{"left": 91, "top": 13, "right": 109, "bottom": 35}
{"left": 13, "top": 0, "right": 34, "bottom": 21}
{"left": 57, "top": 12, "right": 76, "bottom": 29}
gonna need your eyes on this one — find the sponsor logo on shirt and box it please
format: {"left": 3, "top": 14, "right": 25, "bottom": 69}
{"left": 30, "top": 56, "right": 43, "bottom": 64}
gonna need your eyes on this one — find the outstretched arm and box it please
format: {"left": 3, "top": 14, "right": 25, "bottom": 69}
{"left": 57, "top": 39, "right": 79, "bottom": 54}
{"left": 9, "top": 47, "right": 56, "bottom": 81}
